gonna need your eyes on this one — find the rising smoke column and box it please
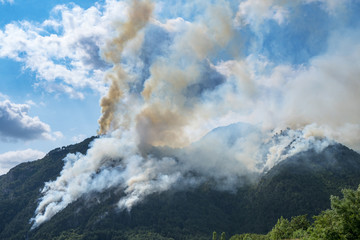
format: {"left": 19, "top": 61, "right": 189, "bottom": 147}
{"left": 32, "top": 0, "right": 156, "bottom": 228}
{"left": 135, "top": 1, "right": 236, "bottom": 148}
{"left": 31, "top": 0, "right": 249, "bottom": 228}
{"left": 98, "top": 0, "right": 154, "bottom": 134}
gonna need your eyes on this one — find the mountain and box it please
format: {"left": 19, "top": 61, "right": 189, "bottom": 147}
{"left": 1, "top": 137, "right": 360, "bottom": 240}
{"left": 0, "top": 137, "right": 96, "bottom": 240}
{"left": 241, "top": 143, "right": 360, "bottom": 233}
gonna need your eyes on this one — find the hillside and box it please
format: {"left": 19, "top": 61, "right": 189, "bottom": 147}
{"left": 0, "top": 138, "right": 360, "bottom": 240}
{"left": 242, "top": 144, "right": 360, "bottom": 233}
{"left": 0, "top": 137, "right": 96, "bottom": 240}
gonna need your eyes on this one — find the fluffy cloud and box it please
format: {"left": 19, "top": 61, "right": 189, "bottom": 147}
{"left": 235, "top": 0, "right": 290, "bottom": 27}
{"left": 0, "top": 1, "right": 130, "bottom": 98}
{"left": 71, "top": 134, "right": 87, "bottom": 143}
{"left": 0, "top": 92, "right": 9, "bottom": 99}
{"left": 0, "top": 99, "right": 61, "bottom": 141}
{"left": 0, "top": 148, "right": 45, "bottom": 175}
{"left": 0, "top": 0, "right": 13, "bottom": 4}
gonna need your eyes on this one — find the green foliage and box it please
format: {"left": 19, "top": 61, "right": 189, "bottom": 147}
{"left": 268, "top": 216, "right": 292, "bottom": 240}
{"left": 123, "top": 230, "right": 175, "bottom": 240}
{"left": 213, "top": 231, "right": 217, "bottom": 240}
{"left": 307, "top": 209, "right": 343, "bottom": 240}
{"left": 221, "top": 232, "right": 226, "bottom": 240}
{"left": 291, "top": 228, "right": 308, "bottom": 239}
{"left": 307, "top": 185, "right": 360, "bottom": 240}
{"left": 229, "top": 233, "right": 269, "bottom": 240}
{"left": 54, "top": 230, "right": 83, "bottom": 240}
{"left": 47, "top": 229, "right": 176, "bottom": 240}
{"left": 290, "top": 214, "right": 310, "bottom": 231}
{"left": 268, "top": 214, "right": 310, "bottom": 240}
{"left": 231, "top": 185, "right": 360, "bottom": 240}
{"left": 332, "top": 186, "right": 360, "bottom": 239}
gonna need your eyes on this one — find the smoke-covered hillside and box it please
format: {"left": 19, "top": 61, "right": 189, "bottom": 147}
{"left": 1, "top": 132, "right": 360, "bottom": 240}
{"left": 1, "top": 0, "right": 360, "bottom": 239}
{"left": 22, "top": 0, "right": 360, "bottom": 232}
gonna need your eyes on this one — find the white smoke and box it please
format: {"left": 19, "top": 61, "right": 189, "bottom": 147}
{"left": 31, "top": 129, "right": 185, "bottom": 228}
{"left": 31, "top": 0, "right": 360, "bottom": 228}
{"left": 264, "top": 126, "right": 335, "bottom": 171}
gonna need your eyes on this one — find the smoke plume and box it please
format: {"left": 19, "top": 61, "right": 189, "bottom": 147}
{"left": 31, "top": 0, "right": 360, "bottom": 228}
{"left": 98, "top": 0, "right": 154, "bottom": 134}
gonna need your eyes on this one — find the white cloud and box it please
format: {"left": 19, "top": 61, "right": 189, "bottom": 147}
{"left": 0, "top": 148, "right": 45, "bottom": 175}
{"left": 0, "top": 92, "right": 9, "bottom": 100}
{"left": 47, "top": 131, "right": 64, "bottom": 141}
{"left": 71, "top": 134, "right": 86, "bottom": 143}
{"left": 0, "top": 0, "right": 129, "bottom": 98}
{"left": 0, "top": 99, "right": 61, "bottom": 141}
{"left": 25, "top": 100, "right": 36, "bottom": 106}
{"left": 235, "top": 0, "right": 290, "bottom": 27}
{"left": 0, "top": 0, "right": 14, "bottom": 4}
{"left": 151, "top": 17, "right": 190, "bottom": 32}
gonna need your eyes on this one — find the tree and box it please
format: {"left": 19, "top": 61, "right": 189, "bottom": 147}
{"left": 268, "top": 214, "right": 310, "bottom": 239}
{"left": 289, "top": 214, "right": 310, "bottom": 231}
{"left": 221, "top": 232, "right": 226, "bottom": 240}
{"left": 229, "top": 233, "right": 269, "bottom": 240}
{"left": 213, "top": 231, "right": 217, "bottom": 240}
{"left": 307, "top": 210, "right": 342, "bottom": 240}
{"left": 308, "top": 184, "right": 360, "bottom": 240}
{"left": 268, "top": 216, "right": 292, "bottom": 240}
{"left": 331, "top": 186, "right": 360, "bottom": 239}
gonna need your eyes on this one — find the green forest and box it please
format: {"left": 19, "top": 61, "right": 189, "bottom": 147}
{"left": 19, "top": 184, "right": 360, "bottom": 240}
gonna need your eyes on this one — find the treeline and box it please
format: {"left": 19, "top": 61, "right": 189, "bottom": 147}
{"left": 223, "top": 184, "right": 360, "bottom": 240}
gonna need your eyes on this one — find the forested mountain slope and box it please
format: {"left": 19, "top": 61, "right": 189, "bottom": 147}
{"left": 1, "top": 138, "right": 360, "bottom": 240}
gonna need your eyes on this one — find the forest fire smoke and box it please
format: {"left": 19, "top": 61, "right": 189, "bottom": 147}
{"left": 31, "top": 0, "right": 360, "bottom": 229}
{"left": 98, "top": 0, "right": 154, "bottom": 134}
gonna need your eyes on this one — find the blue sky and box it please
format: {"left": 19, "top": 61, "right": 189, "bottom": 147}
{"left": 0, "top": 0, "right": 103, "bottom": 174}
{"left": 0, "top": 0, "right": 360, "bottom": 175}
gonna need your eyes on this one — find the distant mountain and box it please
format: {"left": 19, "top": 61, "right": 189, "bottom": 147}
{"left": 0, "top": 136, "right": 360, "bottom": 240}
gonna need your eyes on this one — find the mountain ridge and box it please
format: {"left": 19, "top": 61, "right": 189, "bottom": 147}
{"left": 0, "top": 136, "right": 360, "bottom": 239}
